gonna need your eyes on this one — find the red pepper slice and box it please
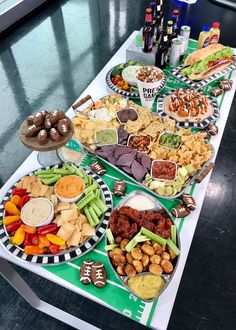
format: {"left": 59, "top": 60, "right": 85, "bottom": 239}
{"left": 37, "top": 224, "right": 58, "bottom": 236}
{"left": 20, "top": 195, "right": 30, "bottom": 209}
{"left": 23, "top": 233, "right": 32, "bottom": 247}
{"left": 5, "top": 221, "right": 22, "bottom": 233}
{"left": 12, "top": 188, "right": 27, "bottom": 197}
{"left": 31, "top": 234, "right": 38, "bottom": 245}
{"left": 48, "top": 244, "right": 60, "bottom": 254}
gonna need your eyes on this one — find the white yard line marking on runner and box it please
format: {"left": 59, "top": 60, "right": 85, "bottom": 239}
{"left": 139, "top": 304, "right": 145, "bottom": 309}
{"left": 67, "top": 262, "right": 128, "bottom": 291}
{"left": 104, "top": 174, "right": 140, "bottom": 187}
{"left": 93, "top": 249, "right": 106, "bottom": 256}
{"left": 135, "top": 315, "right": 142, "bottom": 320}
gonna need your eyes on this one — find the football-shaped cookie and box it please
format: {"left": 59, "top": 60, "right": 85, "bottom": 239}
{"left": 91, "top": 262, "right": 107, "bottom": 288}
{"left": 37, "top": 129, "right": 48, "bottom": 145}
{"left": 172, "top": 204, "right": 190, "bottom": 218}
{"left": 207, "top": 123, "right": 218, "bottom": 136}
{"left": 80, "top": 259, "right": 94, "bottom": 285}
{"left": 90, "top": 161, "right": 106, "bottom": 175}
{"left": 57, "top": 121, "right": 69, "bottom": 136}
{"left": 219, "top": 79, "right": 233, "bottom": 91}
{"left": 49, "top": 128, "right": 60, "bottom": 141}
{"left": 182, "top": 194, "right": 196, "bottom": 211}
{"left": 44, "top": 115, "right": 52, "bottom": 129}
{"left": 113, "top": 180, "right": 126, "bottom": 197}
{"left": 25, "top": 124, "right": 42, "bottom": 137}
{"left": 33, "top": 112, "right": 45, "bottom": 127}
{"left": 49, "top": 110, "right": 60, "bottom": 124}
{"left": 210, "top": 87, "right": 223, "bottom": 97}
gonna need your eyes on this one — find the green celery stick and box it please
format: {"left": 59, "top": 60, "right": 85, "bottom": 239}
{"left": 93, "top": 197, "right": 108, "bottom": 213}
{"left": 84, "top": 175, "right": 89, "bottom": 184}
{"left": 53, "top": 168, "right": 71, "bottom": 175}
{"left": 84, "top": 183, "right": 97, "bottom": 195}
{"left": 84, "top": 207, "right": 96, "bottom": 226}
{"left": 105, "top": 228, "right": 115, "bottom": 245}
{"left": 140, "top": 227, "right": 166, "bottom": 246}
{"left": 89, "top": 201, "right": 102, "bottom": 217}
{"left": 42, "top": 174, "right": 62, "bottom": 185}
{"left": 125, "top": 235, "right": 150, "bottom": 252}
{"left": 104, "top": 244, "right": 119, "bottom": 251}
{"left": 64, "top": 163, "right": 76, "bottom": 174}
{"left": 95, "top": 189, "right": 101, "bottom": 198}
{"left": 36, "top": 173, "right": 58, "bottom": 179}
{"left": 34, "top": 168, "right": 54, "bottom": 175}
{"left": 70, "top": 165, "right": 85, "bottom": 178}
{"left": 89, "top": 206, "right": 100, "bottom": 226}
{"left": 77, "top": 192, "right": 95, "bottom": 210}
{"left": 166, "top": 238, "right": 180, "bottom": 256}
{"left": 171, "top": 225, "right": 177, "bottom": 245}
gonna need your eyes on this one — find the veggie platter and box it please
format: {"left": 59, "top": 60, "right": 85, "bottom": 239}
{"left": 105, "top": 191, "right": 180, "bottom": 302}
{"left": 72, "top": 94, "right": 214, "bottom": 199}
{"left": 106, "top": 61, "right": 167, "bottom": 98}
{"left": 0, "top": 163, "right": 112, "bottom": 264}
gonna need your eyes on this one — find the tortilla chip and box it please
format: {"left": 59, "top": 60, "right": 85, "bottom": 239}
{"left": 57, "top": 223, "right": 75, "bottom": 241}
{"left": 61, "top": 208, "right": 78, "bottom": 221}
{"left": 56, "top": 202, "right": 71, "bottom": 212}
{"left": 30, "top": 182, "right": 42, "bottom": 197}
{"left": 82, "top": 223, "right": 96, "bottom": 236}
{"left": 22, "top": 176, "right": 30, "bottom": 190}
{"left": 50, "top": 194, "right": 58, "bottom": 206}
{"left": 78, "top": 214, "right": 88, "bottom": 224}
{"left": 66, "top": 230, "right": 82, "bottom": 247}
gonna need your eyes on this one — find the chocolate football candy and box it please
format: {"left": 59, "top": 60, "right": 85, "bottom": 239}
{"left": 91, "top": 262, "right": 107, "bottom": 288}
{"left": 201, "top": 129, "right": 211, "bottom": 139}
{"left": 49, "top": 110, "right": 60, "bottom": 124}
{"left": 171, "top": 204, "right": 190, "bottom": 218}
{"left": 182, "top": 194, "right": 196, "bottom": 211}
{"left": 58, "top": 111, "right": 66, "bottom": 120}
{"left": 26, "top": 115, "right": 34, "bottom": 125}
{"left": 219, "top": 79, "right": 233, "bottom": 91}
{"left": 58, "top": 118, "right": 70, "bottom": 127}
{"left": 207, "top": 123, "right": 218, "bottom": 136}
{"left": 37, "top": 129, "right": 48, "bottom": 145}
{"left": 33, "top": 112, "right": 45, "bottom": 127}
{"left": 25, "top": 124, "right": 42, "bottom": 137}
{"left": 113, "top": 180, "right": 126, "bottom": 197}
{"left": 49, "top": 128, "right": 60, "bottom": 141}
{"left": 210, "top": 87, "right": 223, "bottom": 97}
{"left": 90, "top": 161, "right": 106, "bottom": 175}
{"left": 57, "top": 121, "right": 69, "bottom": 136}
{"left": 80, "top": 259, "right": 94, "bottom": 285}
{"left": 44, "top": 115, "right": 52, "bottom": 129}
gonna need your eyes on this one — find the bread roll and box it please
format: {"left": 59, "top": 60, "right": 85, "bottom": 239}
{"left": 184, "top": 44, "right": 225, "bottom": 66}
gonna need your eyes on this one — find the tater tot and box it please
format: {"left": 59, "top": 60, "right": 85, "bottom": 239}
{"left": 161, "top": 260, "right": 173, "bottom": 273}
{"left": 141, "top": 243, "right": 155, "bottom": 256}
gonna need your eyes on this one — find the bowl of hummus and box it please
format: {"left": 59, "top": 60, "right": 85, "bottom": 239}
{"left": 21, "top": 198, "right": 54, "bottom": 227}
{"left": 55, "top": 175, "right": 85, "bottom": 203}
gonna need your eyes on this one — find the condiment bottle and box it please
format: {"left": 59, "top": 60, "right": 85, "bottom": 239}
{"left": 209, "top": 22, "right": 220, "bottom": 44}
{"left": 197, "top": 25, "right": 210, "bottom": 49}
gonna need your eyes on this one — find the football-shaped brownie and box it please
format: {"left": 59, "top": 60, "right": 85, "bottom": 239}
{"left": 207, "top": 123, "right": 218, "bottom": 136}
{"left": 90, "top": 161, "right": 106, "bottom": 175}
{"left": 49, "top": 128, "right": 60, "bottom": 141}
{"left": 25, "top": 124, "right": 42, "bottom": 137}
{"left": 172, "top": 204, "right": 190, "bottom": 218}
{"left": 57, "top": 121, "right": 70, "bottom": 136}
{"left": 80, "top": 259, "right": 94, "bottom": 285}
{"left": 182, "top": 194, "right": 196, "bottom": 211}
{"left": 49, "top": 110, "right": 60, "bottom": 124}
{"left": 37, "top": 129, "right": 48, "bottom": 145}
{"left": 219, "top": 79, "right": 233, "bottom": 91}
{"left": 44, "top": 115, "right": 52, "bottom": 129}
{"left": 210, "top": 88, "right": 223, "bottom": 97}
{"left": 113, "top": 180, "right": 126, "bottom": 197}
{"left": 91, "top": 262, "right": 107, "bottom": 288}
{"left": 33, "top": 112, "right": 45, "bottom": 127}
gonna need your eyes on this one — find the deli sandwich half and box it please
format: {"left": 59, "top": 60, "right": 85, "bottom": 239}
{"left": 180, "top": 44, "right": 234, "bottom": 81}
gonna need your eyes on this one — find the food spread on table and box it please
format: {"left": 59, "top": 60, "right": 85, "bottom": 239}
{"left": 72, "top": 97, "right": 213, "bottom": 197}
{"left": 180, "top": 44, "right": 234, "bottom": 81}
{"left": 164, "top": 89, "right": 212, "bottom": 122}
{"left": 105, "top": 191, "right": 180, "bottom": 301}
{"left": 2, "top": 164, "right": 109, "bottom": 255}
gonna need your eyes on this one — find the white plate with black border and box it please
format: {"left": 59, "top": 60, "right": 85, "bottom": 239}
{"left": 0, "top": 165, "right": 112, "bottom": 265}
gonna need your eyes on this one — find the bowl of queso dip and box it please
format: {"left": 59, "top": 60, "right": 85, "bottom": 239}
{"left": 21, "top": 198, "right": 54, "bottom": 227}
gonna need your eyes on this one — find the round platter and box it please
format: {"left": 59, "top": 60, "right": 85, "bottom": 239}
{"left": 106, "top": 66, "right": 167, "bottom": 99}
{"left": 0, "top": 165, "right": 112, "bottom": 265}
{"left": 157, "top": 88, "right": 220, "bottom": 129}
{"left": 19, "top": 116, "right": 74, "bottom": 152}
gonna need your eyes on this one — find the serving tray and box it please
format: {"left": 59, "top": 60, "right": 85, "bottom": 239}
{"left": 157, "top": 88, "right": 220, "bottom": 129}
{"left": 106, "top": 190, "right": 181, "bottom": 302}
{"left": 0, "top": 165, "right": 112, "bottom": 265}
{"left": 169, "top": 60, "right": 236, "bottom": 90}
{"left": 106, "top": 66, "right": 167, "bottom": 98}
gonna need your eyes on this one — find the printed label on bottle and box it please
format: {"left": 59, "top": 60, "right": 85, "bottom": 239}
{"left": 203, "top": 37, "right": 209, "bottom": 48}
{"left": 209, "top": 34, "right": 219, "bottom": 44}
{"left": 161, "top": 53, "right": 165, "bottom": 65}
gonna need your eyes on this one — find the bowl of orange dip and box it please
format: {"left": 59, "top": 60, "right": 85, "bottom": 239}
{"left": 55, "top": 175, "right": 85, "bottom": 203}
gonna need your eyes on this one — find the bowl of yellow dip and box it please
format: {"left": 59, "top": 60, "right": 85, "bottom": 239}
{"left": 21, "top": 198, "right": 54, "bottom": 227}
{"left": 126, "top": 273, "right": 165, "bottom": 302}
{"left": 55, "top": 175, "right": 85, "bottom": 203}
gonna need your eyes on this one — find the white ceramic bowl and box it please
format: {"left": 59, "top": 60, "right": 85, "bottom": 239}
{"left": 21, "top": 198, "right": 54, "bottom": 227}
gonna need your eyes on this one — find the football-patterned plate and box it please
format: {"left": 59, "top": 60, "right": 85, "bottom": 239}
{"left": 157, "top": 88, "right": 220, "bottom": 129}
{"left": 0, "top": 165, "right": 112, "bottom": 265}
{"left": 169, "top": 60, "right": 236, "bottom": 90}
{"left": 105, "top": 65, "right": 167, "bottom": 99}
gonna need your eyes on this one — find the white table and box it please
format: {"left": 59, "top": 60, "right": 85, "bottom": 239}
{"left": 0, "top": 31, "right": 236, "bottom": 330}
